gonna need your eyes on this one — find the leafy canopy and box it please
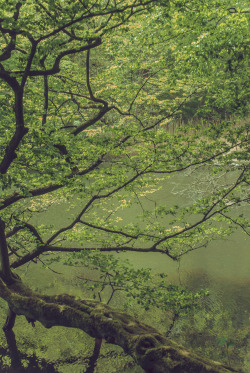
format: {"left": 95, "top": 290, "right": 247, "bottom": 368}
{"left": 0, "top": 0, "right": 249, "bottom": 326}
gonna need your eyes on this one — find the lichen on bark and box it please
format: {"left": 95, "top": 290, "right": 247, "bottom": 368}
{"left": 0, "top": 277, "right": 242, "bottom": 373}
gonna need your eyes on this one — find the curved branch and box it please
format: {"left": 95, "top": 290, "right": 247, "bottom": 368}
{"left": 6, "top": 222, "right": 44, "bottom": 244}
{"left": 71, "top": 107, "right": 111, "bottom": 135}
{"left": 45, "top": 169, "right": 148, "bottom": 245}
{"left": 0, "top": 157, "right": 104, "bottom": 210}
{"left": 7, "top": 38, "right": 102, "bottom": 77}
{"left": 86, "top": 47, "right": 108, "bottom": 106}
{"left": 0, "top": 278, "right": 241, "bottom": 373}
{"left": 0, "top": 85, "right": 29, "bottom": 174}
{"left": 0, "top": 69, "right": 19, "bottom": 91}
{"left": 218, "top": 213, "right": 250, "bottom": 236}
{"left": 10, "top": 245, "right": 169, "bottom": 269}
{"left": 0, "top": 39, "right": 37, "bottom": 174}
{"left": 0, "top": 219, "right": 14, "bottom": 283}
{"left": 0, "top": 37, "right": 16, "bottom": 62}
{"left": 152, "top": 186, "right": 248, "bottom": 250}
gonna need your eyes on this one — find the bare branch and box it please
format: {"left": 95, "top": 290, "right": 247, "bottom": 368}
{"left": 218, "top": 213, "right": 250, "bottom": 236}
{"left": 6, "top": 222, "right": 44, "bottom": 244}
{"left": 45, "top": 169, "right": 147, "bottom": 245}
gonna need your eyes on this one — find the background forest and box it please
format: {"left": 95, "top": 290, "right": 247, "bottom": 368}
{"left": 0, "top": 1, "right": 249, "bottom": 372}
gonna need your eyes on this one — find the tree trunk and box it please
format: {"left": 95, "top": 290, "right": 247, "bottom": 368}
{"left": 85, "top": 338, "right": 102, "bottom": 373}
{"left": 0, "top": 218, "right": 16, "bottom": 284}
{"left": 0, "top": 277, "right": 241, "bottom": 373}
{"left": 3, "top": 307, "right": 17, "bottom": 331}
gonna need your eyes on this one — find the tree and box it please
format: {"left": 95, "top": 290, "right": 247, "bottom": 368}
{"left": 0, "top": 1, "right": 249, "bottom": 372}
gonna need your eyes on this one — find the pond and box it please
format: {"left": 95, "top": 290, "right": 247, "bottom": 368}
{"left": 0, "top": 166, "right": 249, "bottom": 372}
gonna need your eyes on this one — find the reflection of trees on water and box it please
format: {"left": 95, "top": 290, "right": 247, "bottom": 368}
{"left": 163, "top": 270, "right": 250, "bottom": 371}
{"left": 170, "top": 166, "right": 244, "bottom": 205}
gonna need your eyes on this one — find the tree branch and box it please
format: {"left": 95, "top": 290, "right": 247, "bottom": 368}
{"left": 6, "top": 222, "right": 44, "bottom": 244}
{"left": 45, "top": 169, "right": 146, "bottom": 245}
{"left": 7, "top": 38, "right": 102, "bottom": 77}
{"left": 0, "top": 278, "right": 241, "bottom": 373}
{"left": 71, "top": 107, "right": 111, "bottom": 135}
{"left": 0, "top": 219, "right": 16, "bottom": 284}
{"left": 0, "top": 86, "right": 29, "bottom": 174}
{"left": 0, "top": 157, "right": 104, "bottom": 210}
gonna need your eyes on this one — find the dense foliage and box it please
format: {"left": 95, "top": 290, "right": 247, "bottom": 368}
{"left": 0, "top": 1, "right": 249, "bottom": 372}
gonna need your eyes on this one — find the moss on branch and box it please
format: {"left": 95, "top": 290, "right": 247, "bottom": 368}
{"left": 0, "top": 278, "right": 241, "bottom": 373}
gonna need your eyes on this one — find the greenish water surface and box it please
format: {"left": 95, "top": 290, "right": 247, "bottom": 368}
{"left": 0, "top": 167, "right": 249, "bottom": 372}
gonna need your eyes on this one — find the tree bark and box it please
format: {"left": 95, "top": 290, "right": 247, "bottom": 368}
{"left": 0, "top": 219, "right": 16, "bottom": 284}
{"left": 3, "top": 307, "right": 17, "bottom": 331}
{"left": 85, "top": 338, "right": 103, "bottom": 373}
{"left": 0, "top": 278, "right": 241, "bottom": 373}
{"left": 4, "top": 328, "right": 23, "bottom": 370}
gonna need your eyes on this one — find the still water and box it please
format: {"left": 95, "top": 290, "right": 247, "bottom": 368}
{"left": 0, "top": 167, "right": 249, "bottom": 372}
